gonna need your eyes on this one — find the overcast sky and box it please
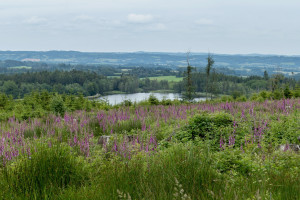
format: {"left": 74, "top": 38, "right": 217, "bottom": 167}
{"left": 1, "top": 0, "right": 300, "bottom": 55}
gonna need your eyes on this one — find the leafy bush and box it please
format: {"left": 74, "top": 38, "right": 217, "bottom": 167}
{"left": 161, "top": 98, "right": 172, "bottom": 105}
{"left": 123, "top": 99, "right": 132, "bottom": 106}
{"left": 236, "top": 95, "right": 247, "bottom": 102}
{"left": 148, "top": 94, "right": 159, "bottom": 105}
{"left": 220, "top": 95, "right": 234, "bottom": 102}
{"left": 271, "top": 89, "right": 284, "bottom": 100}
{"left": 176, "top": 112, "right": 233, "bottom": 142}
{"left": 214, "top": 148, "right": 256, "bottom": 175}
{"left": 50, "top": 95, "right": 66, "bottom": 116}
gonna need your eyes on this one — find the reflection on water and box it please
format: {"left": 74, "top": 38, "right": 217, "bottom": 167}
{"left": 97, "top": 93, "right": 206, "bottom": 105}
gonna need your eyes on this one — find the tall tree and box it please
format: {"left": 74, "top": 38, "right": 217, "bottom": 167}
{"left": 183, "top": 51, "right": 194, "bottom": 101}
{"left": 263, "top": 70, "right": 269, "bottom": 80}
{"left": 205, "top": 54, "right": 214, "bottom": 99}
{"left": 210, "top": 68, "right": 218, "bottom": 99}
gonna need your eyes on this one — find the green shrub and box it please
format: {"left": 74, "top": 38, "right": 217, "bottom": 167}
{"left": 271, "top": 90, "right": 284, "bottom": 100}
{"left": 148, "top": 95, "right": 159, "bottom": 105}
{"left": 259, "top": 90, "right": 269, "bottom": 100}
{"left": 214, "top": 148, "right": 257, "bottom": 175}
{"left": 221, "top": 95, "right": 234, "bottom": 102}
{"left": 284, "top": 85, "right": 293, "bottom": 99}
{"left": 122, "top": 99, "right": 132, "bottom": 106}
{"left": 161, "top": 98, "right": 172, "bottom": 105}
{"left": 236, "top": 95, "right": 247, "bottom": 102}
{"left": 176, "top": 112, "right": 233, "bottom": 142}
{"left": 232, "top": 90, "right": 242, "bottom": 100}
{"left": 50, "top": 95, "right": 66, "bottom": 116}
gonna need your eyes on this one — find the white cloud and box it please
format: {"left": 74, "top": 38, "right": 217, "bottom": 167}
{"left": 73, "top": 15, "right": 94, "bottom": 22}
{"left": 127, "top": 13, "right": 153, "bottom": 23}
{"left": 145, "top": 23, "right": 166, "bottom": 31}
{"left": 24, "top": 16, "right": 47, "bottom": 24}
{"left": 195, "top": 18, "right": 213, "bottom": 25}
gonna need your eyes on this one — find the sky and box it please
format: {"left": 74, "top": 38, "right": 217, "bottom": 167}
{"left": 0, "top": 0, "right": 300, "bottom": 55}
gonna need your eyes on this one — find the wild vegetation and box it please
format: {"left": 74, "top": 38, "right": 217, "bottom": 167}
{"left": 0, "top": 54, "right": 299, "bottom": 199}
{"left": 0, "top": 90, "right": 299, "bottom": 199}
{"left": 0, "top": 66, "right": 298, "bottom": 99}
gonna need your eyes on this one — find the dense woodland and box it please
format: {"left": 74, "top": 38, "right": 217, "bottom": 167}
{"left": 0, "top": 66, "right": 299, "bottom": 99}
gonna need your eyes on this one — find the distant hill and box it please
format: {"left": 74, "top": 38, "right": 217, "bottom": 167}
{"left": 0, "top": 51, "right": 299, "bottom": 77}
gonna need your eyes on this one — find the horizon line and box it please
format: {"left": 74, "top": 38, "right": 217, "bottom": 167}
{"left": 0, "top": 50, "right": 299, "bottom": 57}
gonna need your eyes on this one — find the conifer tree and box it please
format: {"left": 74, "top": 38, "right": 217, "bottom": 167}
{"left": 205, "top": 54, "right": 214, "bottom": 99}
{"left": 183, "top": 51, "right": 194, "bottom": 101}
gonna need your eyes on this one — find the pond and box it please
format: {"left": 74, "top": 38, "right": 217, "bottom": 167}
{"left": 97, "top": 93, "right": 206, "bottom": 105}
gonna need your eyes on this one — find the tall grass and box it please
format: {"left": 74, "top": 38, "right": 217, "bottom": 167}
{"left": 56, "top": 143, "right": 300, "bottom": 200}
{"left": 3, "top": 141, "right": 88, "bottom": 199}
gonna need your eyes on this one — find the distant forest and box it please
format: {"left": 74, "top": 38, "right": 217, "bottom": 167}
{"left": 0, "top": 66, "right": 298, "bottom": 99}
{"left": 1, "top": 51, "right": 300, "bottom": 78}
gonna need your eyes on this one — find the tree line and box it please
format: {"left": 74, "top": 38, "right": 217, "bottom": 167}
{"left": 0, "top": 65, "right": 298, "bottom": 99}
{"left": 0, "top": 70, "right": 171, "bottom": 98}
{"left": 180, "top": 55, "right": 300, "bottom": 100}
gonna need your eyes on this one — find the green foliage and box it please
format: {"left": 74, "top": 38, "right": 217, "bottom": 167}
{"left": 176, "top": 112, "right": 233, "bottom": 142}
{"left": 58, "top": 144, "right": 221, "bottom": 200}
{"left": 272, "top": 89, "right": 284, "bottom": 100}
{"left": 236, "top": 95, "right": 247, "bottom": 102}
{"left": 0, "top": 92, "right": 112, "bottom": 121}
{"left": 220, "top": 95, "right": 234, "bottom": 102}
{"left": 0, "top": 93, "right": 9, "bottom": 109}
{"left": 160, "top": 98, "right": 172, "bottom": 105}
{"left": 3, "top": 142, "right": 88, "bottom": 199}
{"left": 259, "top": 90, "right": 270, "bottom": 100}
{"left": 205, "top": 54, "right": 215, "bottom": 99}
{"left": 183, "top": 53, "right": 195, "bottom": 101}
{"left": 293, "top": 85, "right": 300, "bottom": 97}
{"left": 232, "top": 90, "right": 242, "bottom": 99}
{"left": 0, "top": 91, "right": 299, "bottom": 200}
{"left": 50, "top": 95, "right": 66, "bottom": 116}
{"left": 214, "top": 148, "right": 256, "bottom": 175}
{"left": 145, "top": 76, "right": 183, "bottom": 82}
{"left": 284, "top": 84, "right": 293, "bottom": 99}
{"left": 263, "top": 115, "right": 300, "bottom": 145}
{"left": 148, "top": 94, "right": 159, "bottom": 105}
{"left": 122, "top": 99, "right": 132, "bottom": 106}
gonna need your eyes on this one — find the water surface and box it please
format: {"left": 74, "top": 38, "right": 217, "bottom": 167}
{"left": 98, "top": 93, "right": 206, "bottom": 105}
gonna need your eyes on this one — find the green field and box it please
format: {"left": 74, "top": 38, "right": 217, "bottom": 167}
{"left": 144, "top": 76, "right": 183, "bottom": 82}
{"left": 8, "top": 66, "right": 32, "bottom": 69}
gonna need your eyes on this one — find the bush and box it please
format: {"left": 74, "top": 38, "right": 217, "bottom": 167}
{"left": 259, "top": 90, "right": 271, "bottom": 100}
{"left": 122, "top": 99, "right": 132, "bottom": 106}
{"left": 231, "top": 90, "right": 242, "bottom": 100}
{"left": 271, "top": 90, "right": 283, "bottom": 100}
{"left": 220, "top": 95, "right": 234, "bottom": 102}
{"left": 148, "top": 94, "right": 159, "bottom": 105}
{"left": 176, "top": 112, "right": 233, "bottom": 142}
{"left": 236, "top": 95, "right": 247, "bottom": 102}
{"left": 284, "top": 85, "right": 293, "bottom": 99}
{"left": 161, "top": 98, "right": 172, "bottom": 105}
{"left": 3, "top": 142, "right": 87, "bottom": 199}
{"left": 50, "top": 95, "right": 66, "bottom": 116}
{"left": 214, "top": 148, "right": 256, "bottom": 175}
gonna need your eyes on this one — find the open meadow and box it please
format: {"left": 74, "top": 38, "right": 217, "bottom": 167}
{"left": 143, "top": 76, "right": 183, "bottom": 82}
{"left": 0, "top": 97, "right": 299, "bottom": 199}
